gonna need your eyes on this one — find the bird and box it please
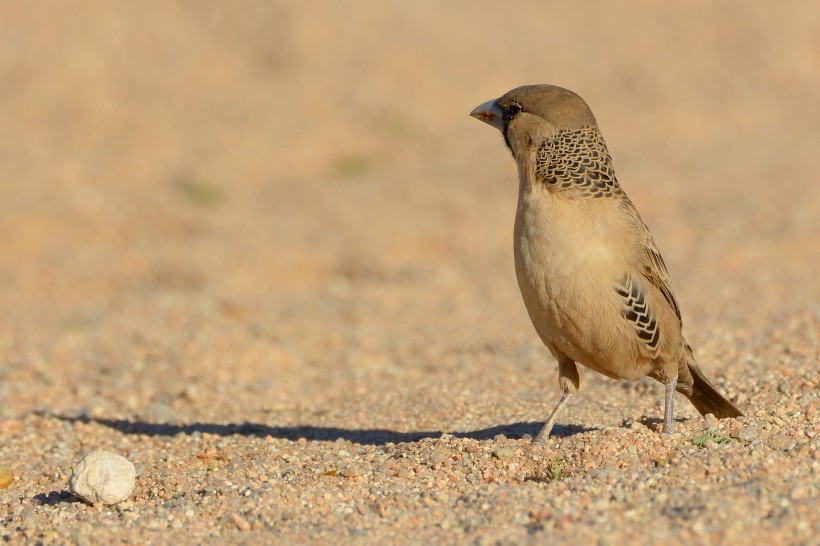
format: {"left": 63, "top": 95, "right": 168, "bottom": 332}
{"left": 469, "top": 84, "right": 743, "bottom": 443}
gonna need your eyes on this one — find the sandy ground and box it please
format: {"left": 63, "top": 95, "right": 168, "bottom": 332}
{"left": 1, "top": 2, "right": 818, "bottom": 544}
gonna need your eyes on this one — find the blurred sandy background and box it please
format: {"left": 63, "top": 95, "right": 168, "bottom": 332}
{"left": 2, "top": 0, "right": 817, "bottom": 410}
{"left": 0, "top": 1, "right": 818, "bottom": 543}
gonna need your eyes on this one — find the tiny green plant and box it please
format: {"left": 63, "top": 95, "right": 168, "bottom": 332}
{"left": 692, "top": 430, "right": 733, "bottom": 447}
{"left": 174, "top": 175, "right": 225, "bottom": 207}
{"left": 333, "top": 153, "right": 373, "bottom": 178}
{"left": 524, "top": 457, "right": 563, "bottom": 483}
{"left": 651, "top": 455, "right": 667, "bottom": 467}
{"left": 546, "top": 458, "right": 563, "bottom": 481}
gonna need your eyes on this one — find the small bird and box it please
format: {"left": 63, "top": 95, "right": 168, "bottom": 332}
{"left": 470, "top": 85, "right": 742, "bottom": 442}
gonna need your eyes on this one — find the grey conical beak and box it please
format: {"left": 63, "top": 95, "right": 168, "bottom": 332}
{"left": 470, "top": 99, "right": 504, "bottom": 131}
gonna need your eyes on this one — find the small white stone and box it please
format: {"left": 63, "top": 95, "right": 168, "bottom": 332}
{"left": 69, "top": 450, "right": 136, "bottom": 505}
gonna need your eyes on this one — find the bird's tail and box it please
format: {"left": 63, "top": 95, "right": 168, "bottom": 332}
{"left": 684, "top": 362, "right": 744, "bottom": 418}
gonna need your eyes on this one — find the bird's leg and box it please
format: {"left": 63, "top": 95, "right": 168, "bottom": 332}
{"left": 533, "top": 358, "right": 579, "bottom": 445}
{"left": 662, "top": 374, "right": 678, "bottom": 434}
{"left": 533, "top": 393, "right": 572, "bottom": 445}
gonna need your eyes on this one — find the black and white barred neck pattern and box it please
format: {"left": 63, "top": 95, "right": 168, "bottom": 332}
{"left": 535, "top": 125, "right": 624, "bottom": 199}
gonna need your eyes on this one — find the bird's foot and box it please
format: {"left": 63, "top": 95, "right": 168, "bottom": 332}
{"left": 531, "top": 392, "right": 573, "bottom": 445}
{"left": 532, "top": 424, "right": 553, "bottom": 446}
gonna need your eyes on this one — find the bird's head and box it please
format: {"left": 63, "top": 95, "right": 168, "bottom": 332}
{"left": 470, "top": 84, "right": 598, "bottom": 159}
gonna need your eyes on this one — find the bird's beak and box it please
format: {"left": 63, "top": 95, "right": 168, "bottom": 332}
{"left": 470, "top": 99, "right": 504, "bottom": 131}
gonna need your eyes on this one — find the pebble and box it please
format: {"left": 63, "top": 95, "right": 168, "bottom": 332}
{"left": 493, "top": 448, "right": 515, "bottom": 460}
{"left": 766, "top": 433, "right": 794, "bottom": 451}
{"left": 736, "top": 424, "right": 761, "bottom": 442}
{"left": 230, "top": 513, "right": 251, "bottom": 532}
{"left": 69, "top": 450, "right": 136, "bottom": 505}
{"left": 0, "top": 466, "right": 12, "bottom": 489}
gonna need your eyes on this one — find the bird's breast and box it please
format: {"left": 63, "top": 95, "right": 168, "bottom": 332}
{"left": 514, "top": 187, "right": 625, "bottom": 290}
{"left": 513, "top": 186, "right": 634, "bottom": 370}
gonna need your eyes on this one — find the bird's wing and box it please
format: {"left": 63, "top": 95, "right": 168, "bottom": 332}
{"left": 621, "top": 199, "right": 683, "bottom": 326}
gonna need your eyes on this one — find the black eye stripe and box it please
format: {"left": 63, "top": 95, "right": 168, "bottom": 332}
{"left": 501, "top": 102, "right": 523, "bottom": 152}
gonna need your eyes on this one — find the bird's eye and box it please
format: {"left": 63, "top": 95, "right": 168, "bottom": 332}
{"left": 505, "top": 103, "right": 522, "bottom": 117}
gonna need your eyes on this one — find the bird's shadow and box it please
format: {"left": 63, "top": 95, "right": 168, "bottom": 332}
{"left": 56, "top": 415, "right": 593, "bottom": 446}
{"left": 33, "top": 490, "right": 80, "bottom": 506}
{"left": 626, "top": 416, "right": 689, "bottom": 430}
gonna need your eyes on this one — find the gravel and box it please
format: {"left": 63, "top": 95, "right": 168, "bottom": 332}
{"left": 1, "top": 2, "right": 818, "bottom": 545}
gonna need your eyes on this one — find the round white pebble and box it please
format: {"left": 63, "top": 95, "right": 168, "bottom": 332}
{"left": 69, "top": 449, "right": 136, "bottom": 505}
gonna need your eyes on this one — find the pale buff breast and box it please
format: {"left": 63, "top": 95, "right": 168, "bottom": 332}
{"left": 513, "top": 185, "right": 657, "bottom": 380}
